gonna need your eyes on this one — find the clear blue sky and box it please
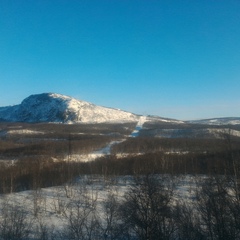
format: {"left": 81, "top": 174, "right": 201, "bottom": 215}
{"left": 0, "top": 0, "right": 240, "bottom": 120}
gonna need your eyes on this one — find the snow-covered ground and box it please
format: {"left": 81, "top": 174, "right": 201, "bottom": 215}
{"left": 0, "top": 175, "right": 197, "bottom": 239}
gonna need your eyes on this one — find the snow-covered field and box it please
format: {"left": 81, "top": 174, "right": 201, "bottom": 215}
{"left": 0, "top": 175, "right": 197, "bottom": 239}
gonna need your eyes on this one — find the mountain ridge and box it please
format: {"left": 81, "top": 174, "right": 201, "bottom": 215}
{"left": 188, "top": 117, "right": 240, "bottom": 125}
{"left": 0, "top": 93, "right": 239, "bottom": 125}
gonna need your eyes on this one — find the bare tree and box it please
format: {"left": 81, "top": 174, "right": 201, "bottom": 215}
{"left": 35, "top": 217, "right": 56, "bottom": 240}
{"left": 51, "top": 187, "right": 69, "bottom": 216}
{"left": 0, "top": 201, "right": 31, "bottom": 240}
{"left": 119, "top": 174, "right": 176, "bottom": 240}
{"left": 100, "top": 190, "right": 122, "bottom": 240}
{"left": 175, "top": 202, "right": 204, "bottom": 240}
{"left": 196, "top": 176, "right": 240, "bottom": 240}
{"left": 60, "top": 182, "right": 101, "bottom": 240}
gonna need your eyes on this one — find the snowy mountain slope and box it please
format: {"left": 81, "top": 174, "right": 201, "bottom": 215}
{"left": 0, "top": 93, "right": 139, "bottom": 123}
{"left": 139, "top": 127, "right": 240, "bottom": 139}
{"left": 189, "top": 117, "right": 240, "bottom": 125}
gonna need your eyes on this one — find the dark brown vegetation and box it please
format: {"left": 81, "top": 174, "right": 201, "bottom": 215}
{"left": 141, "top": 120, "right": 240, "bottom": 139}
{"left": 143, "top": 120, "right": 240, "bottom": 131}
{"left": 0, "top": 122, "right": 137, "bottom": 193}
{"left": 0, "top": 122, "right": 135, "bottom": 158}
{"left": 0, "top": 122, "right": 240, "bottom": 194}
{"left": 111, "top": 136, "right": 240, "bottom": 154}
{"left": 0, "top": 121, "right": 240, "bottom": 193}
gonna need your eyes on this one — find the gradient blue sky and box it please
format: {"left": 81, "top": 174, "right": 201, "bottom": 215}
{"left": 1, "top": 0, "right": 240, "bottom": 120}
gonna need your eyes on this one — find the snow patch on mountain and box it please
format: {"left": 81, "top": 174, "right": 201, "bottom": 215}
{"left": 208, "top": 128, "right": 240, "bottom": 138}
{"left": 0, "top": 129, "right": 44, "bottom": 137}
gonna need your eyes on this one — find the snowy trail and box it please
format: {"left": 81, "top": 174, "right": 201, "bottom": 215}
{"left": 130, "top": 116, "right": 148, "bottom": 137}
{"left": 96, "top": 116, "right": 148, "bottom": 155}
{"left": 66, "top": 116, "right": 148, "bottom": 162}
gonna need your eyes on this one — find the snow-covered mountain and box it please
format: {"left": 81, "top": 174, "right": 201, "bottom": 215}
{"left": 0, "top": 93, "right": 139, "bottom": 123}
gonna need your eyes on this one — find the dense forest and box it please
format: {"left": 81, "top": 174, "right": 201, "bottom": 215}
{"left": 0, "top": 122, "right": 240, "bottom": 193}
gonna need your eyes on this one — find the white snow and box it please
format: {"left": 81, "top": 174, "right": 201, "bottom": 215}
{"left": 4, "top": 129, "right": 45, "bottom": 135}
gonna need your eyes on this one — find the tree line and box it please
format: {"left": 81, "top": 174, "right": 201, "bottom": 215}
{"left": 0, "top": 143, "right": 239, "bottom": 194}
